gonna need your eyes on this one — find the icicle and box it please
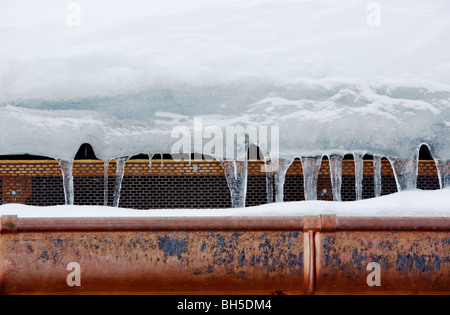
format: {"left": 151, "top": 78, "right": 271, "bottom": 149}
{"left": 57, "top": 159, "right": 74, "bottom": 205}
{"left": 148, "top": 154, "right": 154, "bottom": 174}
{"left": 301, "top": 156, "right": 322, "bottom": 201}
{"left": 435, "top": 159, "right": 450, "bottom": 189}
{"left": 113, "top": 157, "right": 130, "bottom": 207}
{"left": 264, "top": 159, "right": 274, "bottom": 203}
{"left": 329, "top": 155, "right": 343, "bottom": 201}
{"left": 222, "top": 132, "right": 249, "bottom": 208}
{"left": 273, "top": 158, "right": 293, "bottom": 203}
{"left": 103, "top": 159, "right": 110, "bottom": 206}
{"left": 222, "top": 159, "right": 248, "bottom": 208}
{"left": 353, "top": 153, "right": 364, "bottom": 200}
{"left": 373, "top": 155, "right": 382, "bottom": 197}
{"left": 388, "top": 149, "right": 419, "bottom": 192}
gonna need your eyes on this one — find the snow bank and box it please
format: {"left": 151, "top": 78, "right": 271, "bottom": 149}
{"left": 1, "top": 189, "right": 450, "bottom": 218}
{"left": 1, "top": 0, "right": 450, "bottom": 160}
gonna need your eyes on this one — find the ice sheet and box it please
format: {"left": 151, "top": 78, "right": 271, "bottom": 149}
{"left": 0, "top": 0, "right": 449, "bottom": 160}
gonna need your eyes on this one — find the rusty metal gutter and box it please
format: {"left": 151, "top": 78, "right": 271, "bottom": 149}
{"left": 1, "top": 215, "right": 449, "bottom": 295}
{"left": 2, "top": 215, "right": 449, "bottom": 232}
{"left": 0, "top": 216, "right": 305, "bottom": 232}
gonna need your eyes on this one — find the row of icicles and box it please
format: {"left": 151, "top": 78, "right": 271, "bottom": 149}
{"left": 56, "top": 148, "right": 450, "bottom": 208}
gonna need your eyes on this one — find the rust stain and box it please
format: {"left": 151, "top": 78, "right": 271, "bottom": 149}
{"left": 0, "top": 230, "right": 304, "bottom": 294}
{"left": 1, "top": 216, "right": 449, "bottom": 295}
{"left": 316, "top": 231, "right": 450, "bottom": 294}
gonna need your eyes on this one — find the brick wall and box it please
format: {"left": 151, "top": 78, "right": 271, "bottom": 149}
{"left": 0, "top": 159, "right": 440, "bottom": 208}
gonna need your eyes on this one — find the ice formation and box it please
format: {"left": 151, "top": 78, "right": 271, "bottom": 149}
{"left": 300, "top": 156, "right": 322, "bottom": 201}
{"left": 57, "top": 159, "right": 74, "bottom": 205}
{"left": 103, "top": 159, "right": 110, "bottom": 206}
{"left": 435, "top": 159, "right": 450, "bottom": 189}
{"left": 1, "top": 1, "right": 450, "bottom": 205}
{"left": 112, "top": 157, "right": 130, "bottom": 207}
{"left": 353, "top": 153, "right": 364, "bottom": 200}
{"left": 273, "top": 159, "right": 293, "bottom": 203}
{"left": 222, "top": 160, "right": 248, "bottom": 208}
{"left": 388, "top": 148, "right": 420, "bottom": 192}
{"left": 264, "top": 159, "right": 274, "bottom": 204}
{"left": 373, "top": 155, "right": 382, "bottom": 197}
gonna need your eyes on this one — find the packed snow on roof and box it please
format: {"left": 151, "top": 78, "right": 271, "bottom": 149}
{"left": 1, "top": 0, "right": 449, "bottom": 161}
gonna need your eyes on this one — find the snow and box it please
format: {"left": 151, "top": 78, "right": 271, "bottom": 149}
{"left": 1, "top": 189, "right": 450, "bottom": 218}
{"left": 1, "top": 0, "right": 450, "bottom": 161}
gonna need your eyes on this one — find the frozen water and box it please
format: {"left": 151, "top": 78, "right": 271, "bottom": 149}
{"left": 329, "top": 155, "right": 343, "bottom": 201}
{"left": 373, "top": 155, "right": 382, "bottom": 197}
{"left": 2, "top": 189, "right": 450, "bottom": 218}
{"left": 264, "top": 159, "right": 274, "bottom": 204}
{"left": 0, "top": 1, "right": 449, "bottom": 163}
{"left": 112, "top": 157, "right": 130, "bottom": 207}
{"left": 435, "top": 159, "right": 450, "bottom": 189}
{"left": 103, "top": 159, "right": 110, "bottom": 206}
{"left": 1, "top": 0, "right": 450, "bottom": 207}
{"left": 273, "top": 159, "right": 294, "bottom": 203}
{"left": 353, "top": 153, "right": 364, "bottom": 201}
{"left": 57, "top": 159, "right": 74, "bottom": 205}
{"left": 148, "top": 154, "right": 154, "bottom": 173}
{"left": 301, "top": 156, "right": 322, "bottom": 201}
{"left": 222, "top": 160, "right": 248, "bottom": 208}
{"left": 388, "top": 148, "right": 420, "bottom": 192}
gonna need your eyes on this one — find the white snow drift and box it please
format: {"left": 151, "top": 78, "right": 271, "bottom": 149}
{"left": 1, "top": 189, "right": 450, "bottom": 218}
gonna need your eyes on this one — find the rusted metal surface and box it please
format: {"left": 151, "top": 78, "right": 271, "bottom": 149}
{"left": 315, "top": 231, "right": 450, "bottom": 294}
{"left": 1, "top": 215, "right": 449, "bottom": 294}
{"left": 12, "top": 217, "right": 305, "bottom": 232}
{"left": 303, "top": 231, "right": 315, "bottom": 295}
{"left": 336, "top": 217, "right": 450, "bottom": 231}
{"left": 0, "top": 229, "right": 304, "bottom": 294}
{"left": 6, "top": 216, "right": 449, "bottom": 232}
{"left": 1, "top": 216, "right": 18, "bottom": 234}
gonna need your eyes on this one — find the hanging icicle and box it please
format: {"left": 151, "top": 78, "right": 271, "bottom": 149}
{"left": 103, "top": 159, "right": 110, "bottom": 206}
{"left": 373, "top": 155, "right": 382, "bottom": 197}
{"left": 112, "top": 157, "right": 130, "bottom": 207}
{"left": 273, "top": 158, "right": 293, "bottom": 203}
{"left": 264, "top": 158, "right": 274, "bottom": 204}
{"left": 388, "top": 148, "right": 419, "bottom": 192}
{"left": 222, "top": 159, "right": 248, "bottom": 208}
{"left": 329, "top": 154, "right": 343, "bottom": 201}
{"left": 222, "top": 132, "right": 249, "bottom": 208}
{"left": 353, "top": 153, "right": 364, "bottom": 200}
{"left": 148, "top": 154, "right": 154, "bottom": 174}
{"left": 300, "top": 156, "right": 322, "bottom": 201}
{"left": 57, "top": 159, "right": 74, "bottom": 205}
{"left": 435, "top": 158, "right": 450, "bottom": 189}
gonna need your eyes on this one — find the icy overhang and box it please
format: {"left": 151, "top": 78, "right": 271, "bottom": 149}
{"left": 1, "top": 0, "right": 449, "bottom": 161}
